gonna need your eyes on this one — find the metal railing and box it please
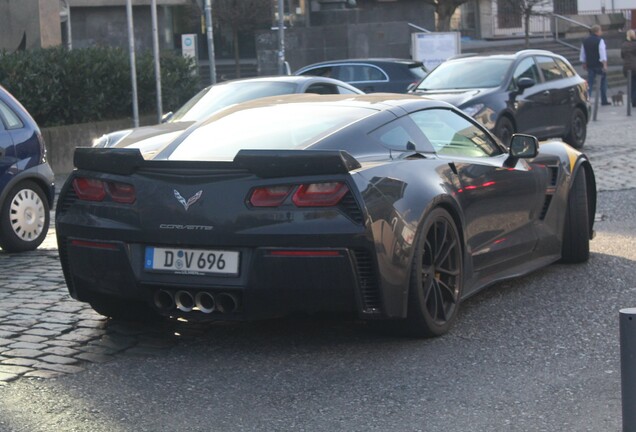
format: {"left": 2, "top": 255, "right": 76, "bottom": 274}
{"left": 552, "top": 13, "right": 591, "bottom": 51}
{"left": 407, "top": 23, "right": 431, "bottom": 33}
{"left": 491, "top": 14, "right": 552, "bottom": 38}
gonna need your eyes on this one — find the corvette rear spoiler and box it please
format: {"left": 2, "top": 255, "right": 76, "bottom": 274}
{"left": 74, "top": 147, "right": 361, "bottom": 178}
{"left": 233, "top": 149, "right": 361, "bottom": 177}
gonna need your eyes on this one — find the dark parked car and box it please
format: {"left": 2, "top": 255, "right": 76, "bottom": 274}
{"left": 93, "top": 76, "right": 363, "bottom": 158}
{"left": 0, "top": 85, "right": 55, "bottom": 252}
{"left": 56, "top": 94, "right": 595, "bottom": 337}
{"left": 295, "top": 58, "right": 427, "bottom": 93}
{"left": 409, "top": 50, "right": 590, "bottom": 148}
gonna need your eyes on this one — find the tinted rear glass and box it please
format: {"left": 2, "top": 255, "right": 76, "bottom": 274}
{"left": 167, "top": 104, "right": 374, "bottom": 161}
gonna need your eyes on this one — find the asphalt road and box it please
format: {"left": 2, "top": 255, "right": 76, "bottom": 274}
{"left": 0, "top": 100, "right": 635, "bottom": 431}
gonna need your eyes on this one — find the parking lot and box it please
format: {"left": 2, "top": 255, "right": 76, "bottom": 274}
{"left": 0, "top": 98, "right": 635, "bottom": 430}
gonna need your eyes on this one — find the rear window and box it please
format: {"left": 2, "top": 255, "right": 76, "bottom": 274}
{"left": 166, "top": 104, "right": 374, "bottom": 161}
{"left": 555, "top": 58, "right": 577, "bottom": 78}
{"left": 0, "top": 99, "right": 23, "bottom": 130}
{"left": 536, "top": 56, "right": 564, "bottom": 82}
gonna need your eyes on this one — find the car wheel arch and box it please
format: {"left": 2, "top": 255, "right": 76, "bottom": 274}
{"left": 494, "top": 113, "right": 516, "bottom": 141}
{"left": 0, "top": 173, "right": 54, "bottom": 209}
{"left": 400, "top": 204, "right": 466, "bottom": 336}
{"left": 407, "top": 197, "right": 468, "bottom": 292}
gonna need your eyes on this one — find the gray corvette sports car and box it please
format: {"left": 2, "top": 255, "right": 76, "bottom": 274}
{"left": 56, "top": 94, "right": 596, "bottom": 337}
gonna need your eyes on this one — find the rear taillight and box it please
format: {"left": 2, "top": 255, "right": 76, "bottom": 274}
{"left": 292, "top": 182, "right": 349, "bottom": 207}
{"left": 107, "top": 182, "right": 136, "bottom": 204}
{"left": 72, "top": 177, "right": 136, "bottom": 204}
{"left": 249, "top": 182, "right": 349, "bottom": 208}
{"left": 249, "top": 185, "right": 293, "bottom": 207}
{"left": 72, "top": 178, "right": 106, "bottom": 201}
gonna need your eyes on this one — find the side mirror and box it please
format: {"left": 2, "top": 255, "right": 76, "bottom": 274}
{"left": 509, "top": 134, "right": 538, "bottom": 158}
{"left": 516, "top": 77, "right": 535, "bottom": 91}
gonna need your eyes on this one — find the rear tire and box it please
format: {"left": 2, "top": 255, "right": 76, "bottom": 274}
{"left": 0, "top": 181, "right": 50, "bottom": 252}
{"left": 402, "top": 208, "right": 463, "bottom": 338}
{"left": 561, "top": 169, "right": 590, "bottom": 263}
{"left": 564, "top": 108, "right": 587, "bottom": 149}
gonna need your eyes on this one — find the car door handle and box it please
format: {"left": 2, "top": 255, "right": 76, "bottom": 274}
{"left": 542, "top": 90, "right": 551, "bottom": 96}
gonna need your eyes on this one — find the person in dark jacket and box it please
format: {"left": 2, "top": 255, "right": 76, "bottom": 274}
{"left": 580, "top": 25, "right": 610, "bottom": 106}
{"left": 621, "top": 29, "right": 636, "bottom": 107}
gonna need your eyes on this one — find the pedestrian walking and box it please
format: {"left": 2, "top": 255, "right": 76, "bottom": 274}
{"left": 581, "top": 24, "right": 610, "bottom": 106}
{"left": 621, "top": 29, "right": 636, "bottom": 108}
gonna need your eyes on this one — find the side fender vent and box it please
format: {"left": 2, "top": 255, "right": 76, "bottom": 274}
{"left": 539, "top": 195, "right": 553, "bottom": 220}
{"left": 339, "top": 192, "right": 364, "bottom": 224}
{"left": 353, "top": 249, "right": 381, "bottom": 314}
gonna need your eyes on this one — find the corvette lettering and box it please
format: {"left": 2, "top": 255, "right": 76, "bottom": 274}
{"left": 159, "top": 224, "right": 213, "bottom": 231}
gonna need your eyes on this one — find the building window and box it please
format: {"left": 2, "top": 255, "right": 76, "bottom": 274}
{"left": 497, "top": 0, "right": 521, "bottom": 29}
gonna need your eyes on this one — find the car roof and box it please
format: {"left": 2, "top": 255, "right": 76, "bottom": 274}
{"left": 445, "top": 49, "right": 570, "bottom": 63}
{"left": 294, "top": 58, "right": 424, "bottom": 72}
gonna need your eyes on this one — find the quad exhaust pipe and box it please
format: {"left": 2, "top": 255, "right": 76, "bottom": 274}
{"left": 153, "top": 289, "right": 239, "bottom": 314}
{"left": 195, "top": 291, "right": 216, "bottom": 313}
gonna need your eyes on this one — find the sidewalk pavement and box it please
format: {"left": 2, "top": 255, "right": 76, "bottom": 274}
{"left": 583, "top": 85, "right": 636, "bottom": 192}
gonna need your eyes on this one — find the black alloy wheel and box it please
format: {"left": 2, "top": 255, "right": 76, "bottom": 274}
{"left": 404, "top": 208, "right": 463, "bottom": 337}
{"left": 494, "top": 116, "right": 515, "bottom": 145}
{"left": 564, "top": 107, "right": 587, "bottom": 149}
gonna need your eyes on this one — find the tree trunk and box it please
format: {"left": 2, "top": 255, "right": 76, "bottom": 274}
{"left": 524, "top": 10, "right": 531, "bottom": 48}
{"left": 435, "top": 2, "right": 457, "bottom": 32}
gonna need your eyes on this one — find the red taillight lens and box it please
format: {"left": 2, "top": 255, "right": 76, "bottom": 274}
{"left": 249, "top": 185, "right": 293, "bottom": 207}
{"left": 292, "top": 182, "right": 349, "bottom": 207}
{"left": 72, "top": 177, "right": 136, "bottom": 204}
{"left": 107, "top": 182, "right": 136, "bottom": 204}
{"left": 72, "top": 178, "right": 106, "bottom": 201}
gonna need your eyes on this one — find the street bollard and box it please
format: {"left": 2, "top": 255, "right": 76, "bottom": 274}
{"left": 592, "top": 77, "right": 600, "bottom": 121}
{"left": 628, "top": 70, "right": 632, "bottom": 117}
{"left": 620, "top": 308, "right": 636, "bottom": 431}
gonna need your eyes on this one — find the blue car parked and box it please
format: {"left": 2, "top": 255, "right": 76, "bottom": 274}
{"left": 0, "top": 85, "right": 55, "bottom": 252}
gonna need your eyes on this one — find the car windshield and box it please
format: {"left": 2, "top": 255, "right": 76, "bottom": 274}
{"left": 416, "top": 58, "right": 513, "bottom": 90}
{"left": 170, "top": 81, "right": 298, "bottom": 122}
{"left": 166, "top": 104, "right": 374, "bottom": 161}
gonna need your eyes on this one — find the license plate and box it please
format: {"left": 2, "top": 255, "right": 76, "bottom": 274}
{"left": 144, "top": 247, "right": 239, "bottom": 275}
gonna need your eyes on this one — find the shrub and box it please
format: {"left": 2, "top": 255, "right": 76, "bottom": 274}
{"left": 0, "top": 47, "right": 199, "bottom": 127}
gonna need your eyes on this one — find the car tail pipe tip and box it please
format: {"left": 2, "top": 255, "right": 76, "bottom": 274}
{"left": 154, "top": 289, "right": 175, "bottom": 311}
{"left": 216, "top": 292, "right": 239, "bottom": 314}
{"left": 175, "top": 290, "right": 195, "bottom": 312}
{"left": 195, "top": 291, "right": 216, "bottom": 314}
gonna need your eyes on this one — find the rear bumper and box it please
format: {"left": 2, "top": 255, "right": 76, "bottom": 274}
{"left": 58, "top": 237, "right": 384, "bottom": 320}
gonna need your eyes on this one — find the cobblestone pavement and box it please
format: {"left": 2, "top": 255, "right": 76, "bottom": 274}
{"left": 1, "top": 100, "right": 635, "bottom": 384}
